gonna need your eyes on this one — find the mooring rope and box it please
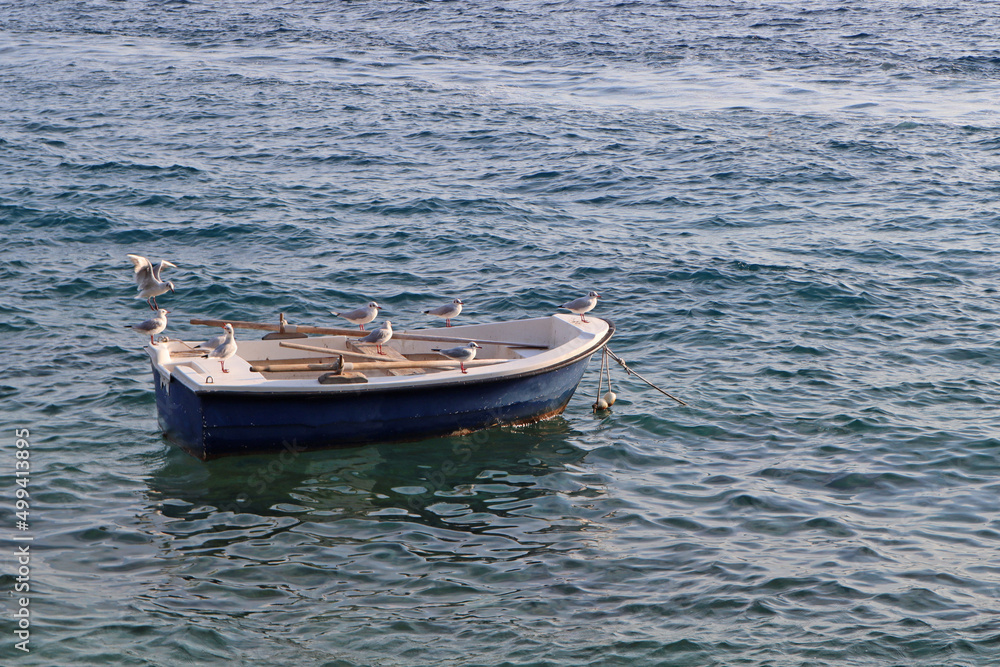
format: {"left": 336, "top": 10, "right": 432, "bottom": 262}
{"left": 604, "top": 348, "right": 614, "bottom": 398}
{"left": 605, "top": 346, "right": 687, "bottom": 406}
{"left": 593, "top": 345, "right": 610, "bottom": 411}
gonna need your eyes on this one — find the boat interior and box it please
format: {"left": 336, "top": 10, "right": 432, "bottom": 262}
{"left": 149, "top": 315, "right": 608, "bottom": 388}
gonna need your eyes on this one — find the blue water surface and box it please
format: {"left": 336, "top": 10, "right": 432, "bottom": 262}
{"left": 2, "top": 1, "right": 1000, "bottom": 665}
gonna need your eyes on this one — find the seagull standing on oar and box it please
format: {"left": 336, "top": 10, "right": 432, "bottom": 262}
{"left": 559, "top": 291, "right": 600, "bottom": 323}
{"left": 423, "top": 298, "right": 463, "bottom": 327}
{"left": 332, "top": 301, "right": 381, "bottom": 330}
{"left": 358, "top": 320, "right": 392, "bottom": 355}
{"left": 208, "top": 323, "right": 238, "bottom": 373}
{"left": 126, "top": 309, "right": 169, "bottom": 345}
{"left": 431, "top": 341, "right": 482, "bottom": 374}
{"left": 127, "top": 254, "right": 176, "bottom": 310}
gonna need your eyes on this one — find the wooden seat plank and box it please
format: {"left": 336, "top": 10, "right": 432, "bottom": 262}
{"left": 346, "top": 340, "right": 426, "bottom": 375}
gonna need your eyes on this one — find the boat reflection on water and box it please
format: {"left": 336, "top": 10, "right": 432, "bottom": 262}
{"left": 134, "top": 418, "right": 610, "bottom": 628}
{"left": 144, "top": 416, "right": 596, "bottom": 534}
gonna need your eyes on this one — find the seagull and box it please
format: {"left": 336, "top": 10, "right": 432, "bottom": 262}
{"left": 196, "top": 331, "right": 227, "bottom": 351}
{"left": 559, "top": 291, "right": 600, "bottom": 323}
{"left": 126, "top": 309, "right": 169, "bottom": 345}
{"left": 332, "top": 301, "right": 381, "bottom": 330}
{"left": 423, "top": 299, "right": 463, "bottom": 327}
{"left": 358, "top": 320, "right": 392, "bottom": 355}
{"left": 431, "top": 341, "right": 482, "bottom": 374}
{"left": 127, "top": 254, "right": 176, "bottom": 310}
{"left": 207, "top": 323, "right": 238, "bottom": 373}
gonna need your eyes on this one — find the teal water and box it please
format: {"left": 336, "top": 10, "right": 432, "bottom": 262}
{"left": 3, "top": 1, "right": 1000, "bottom": 664}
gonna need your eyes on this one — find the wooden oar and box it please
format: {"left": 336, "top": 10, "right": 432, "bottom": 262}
{"left": 278, "top": 340, "right": 393, "bottom": 362}
{"left": 189, "top": 317, "right": 548, "bottom": 349}
{"left": 250, "top": 359, "right": 505, "bottom": 373}
{"left": 251, "top": 361, "right": 347, "bottom": 373}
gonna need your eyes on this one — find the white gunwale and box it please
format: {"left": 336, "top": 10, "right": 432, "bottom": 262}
{"left": 147, "top": 314, "right": 612, "bottom": 395}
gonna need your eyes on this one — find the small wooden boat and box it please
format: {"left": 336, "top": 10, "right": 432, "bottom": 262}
{"left": 147, "top": 314, "right": 614, "bottom": 459}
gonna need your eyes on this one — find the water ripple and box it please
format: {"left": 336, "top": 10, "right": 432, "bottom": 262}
{"left": 4, "top": 1, "right": 1000, "bottom": 665}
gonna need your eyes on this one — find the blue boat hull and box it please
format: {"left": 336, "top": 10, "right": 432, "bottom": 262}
{"left": 154, "top": 353, "right": 595, "bottom": 459}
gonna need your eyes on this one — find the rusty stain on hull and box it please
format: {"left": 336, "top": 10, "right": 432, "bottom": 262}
{"left": 444, "top": 399, "right": 572, "bottom": 438}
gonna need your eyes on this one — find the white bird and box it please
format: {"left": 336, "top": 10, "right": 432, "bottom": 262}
{"left": 196, "top": 331, "right": 227, "bottom": 351}
{"left": 423, "top": 298, "right": 463, "bottom": 327}
{"left": 126, "top": 309, "right": 169, "bottom": 345}
{"left": 127, "top": 254, "right": 176, "bottom": 310}
{"left": 358, "top": 320, "right": 392, "bottom": 355}
{"left": 431, "top": 341, "right": 482, "bottom": 374}
{"left": 207, "top": 323, "right": 238, "bottom": 373}
{"left": 559, "top": 291, "right": 600, "bottom": 323}
{"left": 332, "top": 301, "right": 381, "bottom": 330}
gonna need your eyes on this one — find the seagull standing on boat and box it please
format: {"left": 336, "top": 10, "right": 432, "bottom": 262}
{"left": 431, "top": 341, "right": 482, "bottom": 374}
{"left": 358, "top": 320, "right": 392, "bottom": 355}
{"left": 332, "top": 301, "right": 381, "bottom": 330}
{"left": 126, "top": 309, "right": 169, "bottom": 345}
{"left": 208, "top": 323, "right": 238, "bottom": 373}
{"left": 423, "top": 298, "right": 463, "bottom": 327}
{"left": 197, "top": 331, "right": 227, "bottom": 351}
{"left": 559, "top": 291, "right": 600, "bottom": 323}
{"left": 127, "top": 254, "right": 176, "bottom": 310}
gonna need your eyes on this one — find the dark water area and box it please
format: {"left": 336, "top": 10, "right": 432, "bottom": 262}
{"left": 3, "top": 1, "right": 1000, "bottom": 664}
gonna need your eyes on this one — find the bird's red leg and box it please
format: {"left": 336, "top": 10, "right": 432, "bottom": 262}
{"left": 149, "top": 297, "right": 156, "bottom": 310}
{"left": 221, "top": 361, "right": 229, "bottom": 373}
{"left": 150, "top": 335, "right": 155, "bottom": 345}
{"left": 460, "top": 362, "right": 467, "bottom": 374}
{"left": 446, "top": 319, "right": 451, "bottom": 327}
{"left": 359, "top": 324, "right": 365, "bottom": 331}
{"left": 581, "top": 314, "right": 588, "bottom": 323}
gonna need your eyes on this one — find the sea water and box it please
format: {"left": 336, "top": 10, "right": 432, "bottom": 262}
{"left": 2, "top": 1, "right": 1000, "bottom": 664}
